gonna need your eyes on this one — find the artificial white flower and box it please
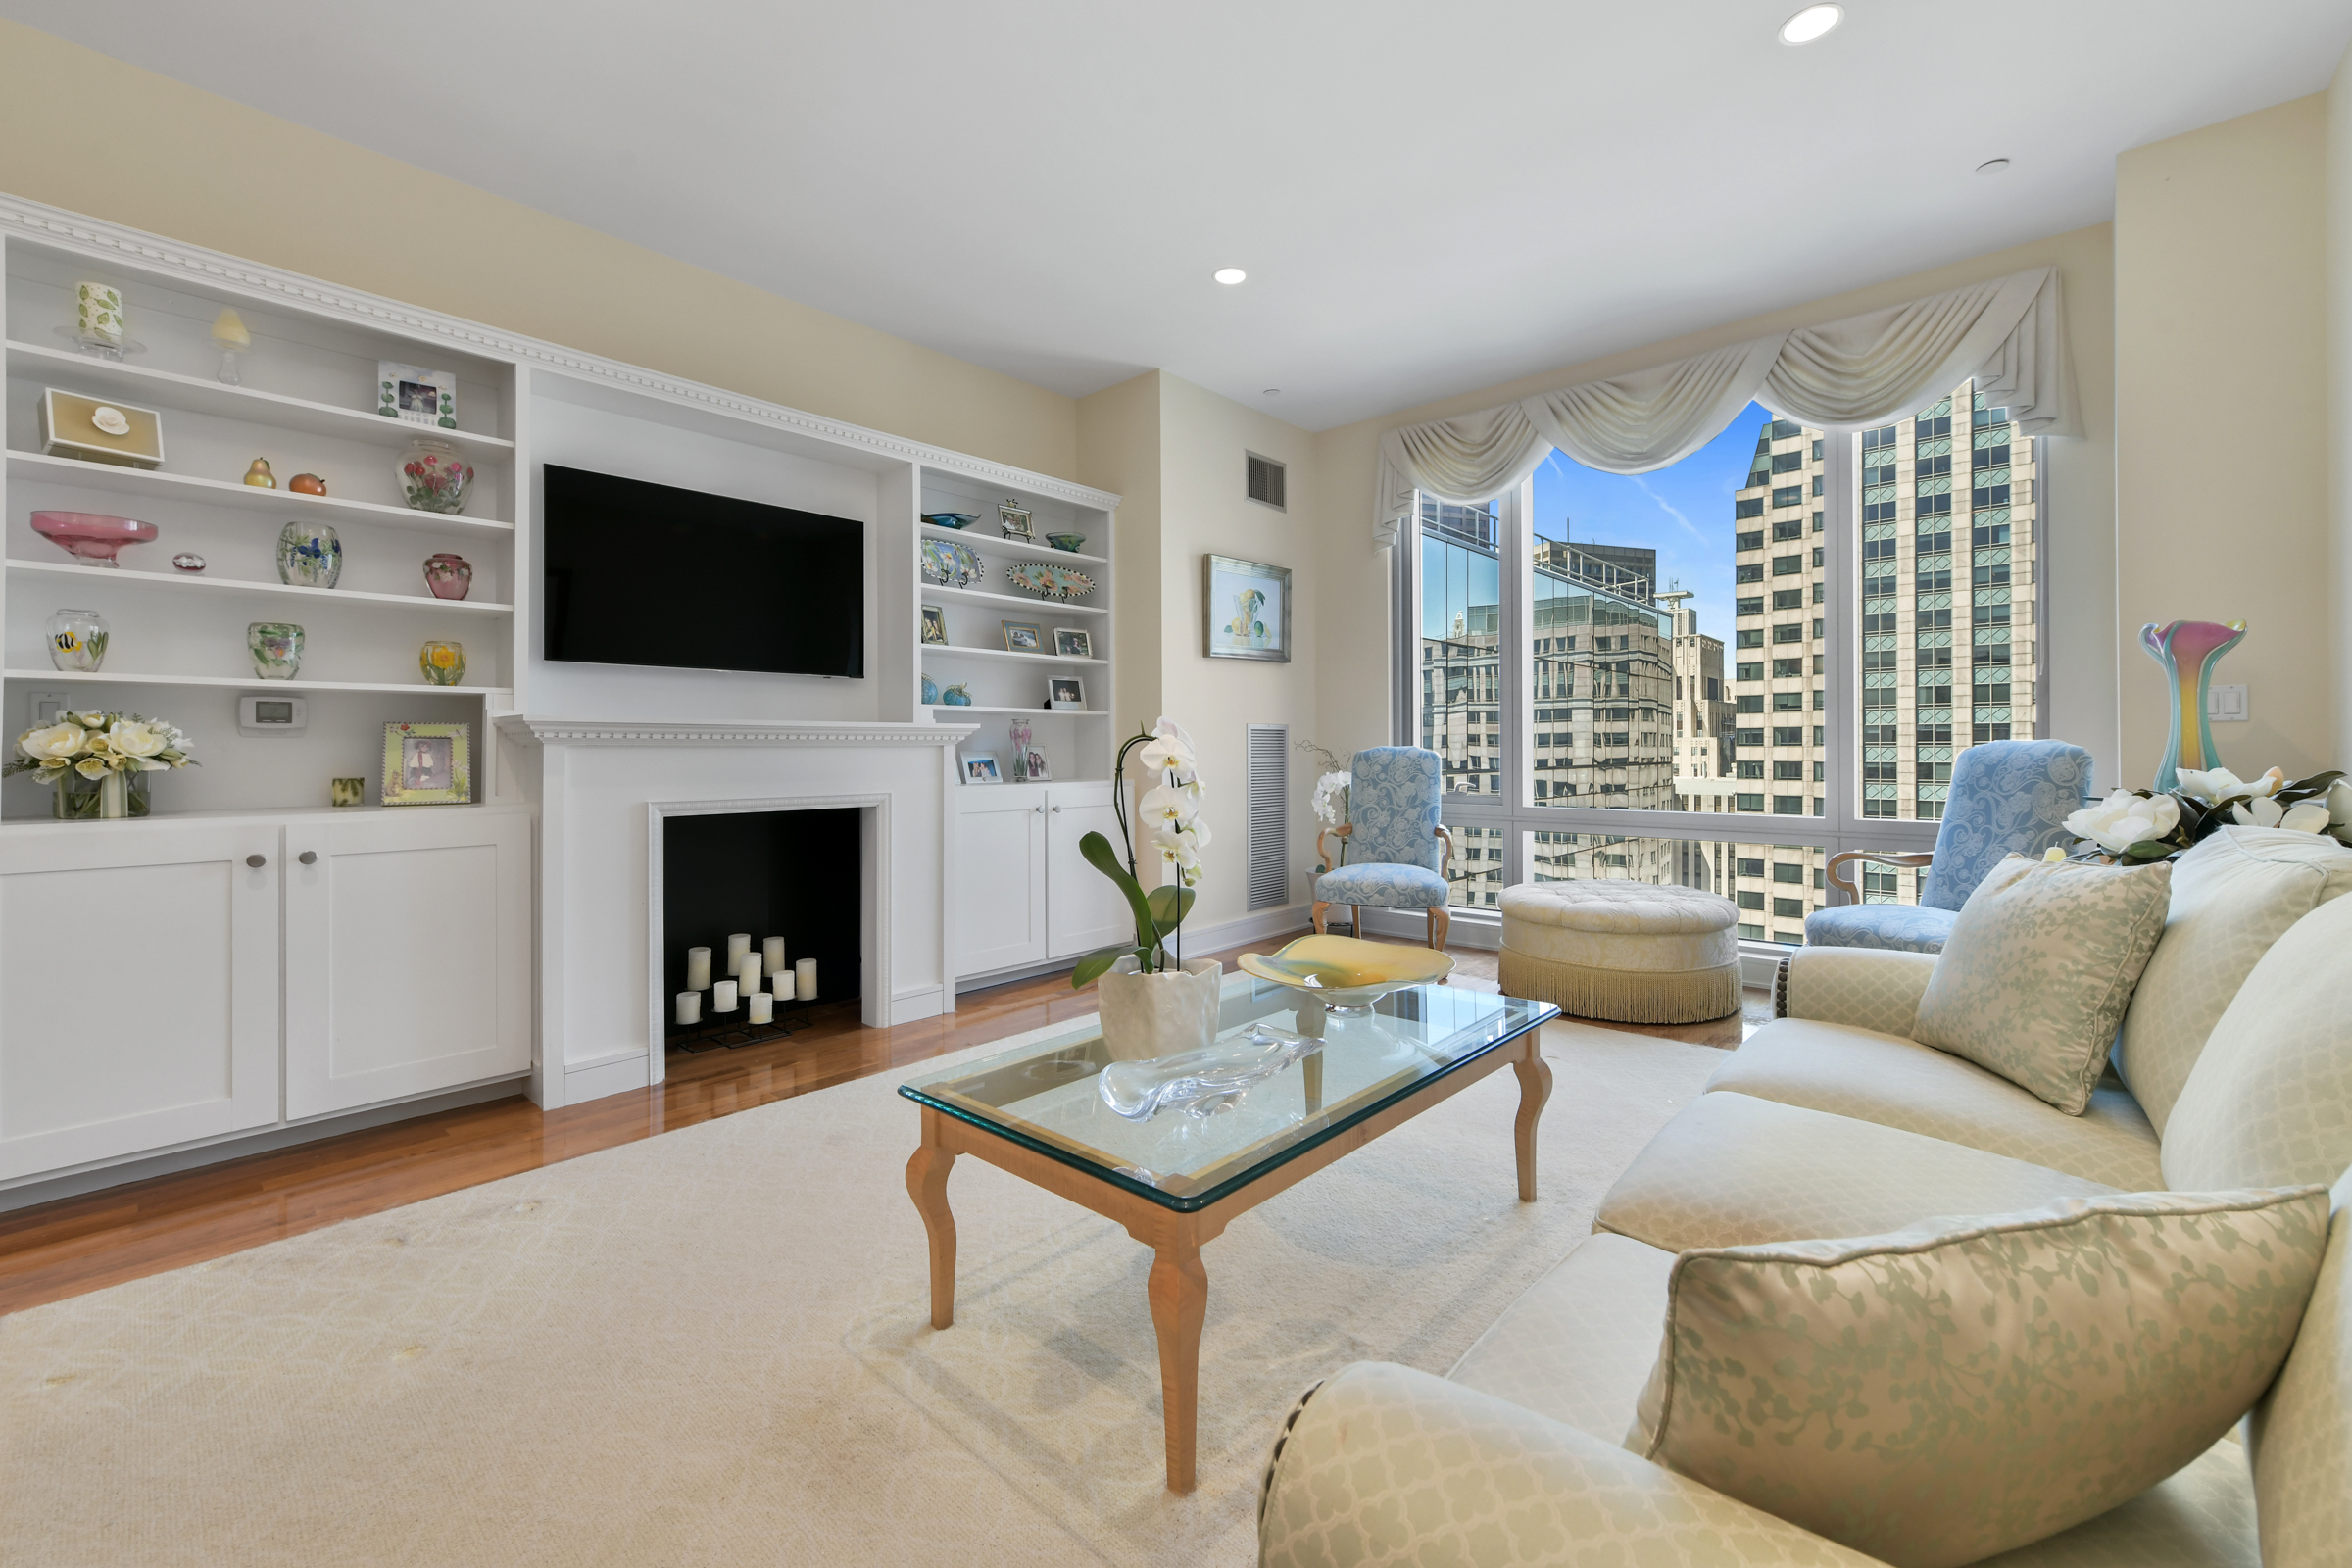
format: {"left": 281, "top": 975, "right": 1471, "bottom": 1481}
{"left": 2327, "top": 778, "right": 2352, "bottom": 828}
{"left": 17, "top": 722, "right": 85, "bottom": 761}
{"left": 1139, "top": 783, "right": 1200, "bottom": 829}
{"left": 2065, "top": 789, "right": 2180, "bottom": 855}
{"left": 2279, "top": 801, "right": 2333, "bottom": 835}
{"left": 1310, "top": 770, "right": 1350, "bottom": 827}
{"left": 2173, "top": 766, "right": 2242, "bottom": 804}
{"left": 73, "top": 756, "right": 110, "bottom": 780}
{"left": 2233, "top": 796, "right": 2285, "bottom": 828}
{"left": 107, "top": 719, "right": 168, "bottom": 759}
{"left": 1138, "top": 717, "right": 1198, "bottom": 782}
{"left": 70, "top": 710, "right": 108, "bottom": 730}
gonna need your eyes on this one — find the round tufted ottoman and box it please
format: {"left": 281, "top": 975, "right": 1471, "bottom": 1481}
{"left": 1497, "top": 881, "right": 1741, "bottom": 1023}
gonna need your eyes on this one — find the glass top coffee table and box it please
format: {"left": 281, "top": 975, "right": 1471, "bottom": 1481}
{"left": 900, "top": 975, "right": 1559, "bottom": 1492}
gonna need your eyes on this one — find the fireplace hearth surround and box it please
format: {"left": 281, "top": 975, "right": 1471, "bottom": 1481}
{"left": 497, "top": 717, "right": 976, "bottom": 1109}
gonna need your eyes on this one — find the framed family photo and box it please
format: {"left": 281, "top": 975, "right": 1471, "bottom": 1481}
{"left": 1204, "top": 554, "right": 1291, "bottom": 662}
{"left": 997, "top": 500, "right": 1033, "bottom": 541}
{"left": 1047, "top": 676, "right": 1085, "bottom": 710}
{"left": 962, "top": 755, "right": 1004, "bottom": 785}
{"left": 1054, "top": 627, "right": 1092, "bottom": 659}
{"left": 1001, "top": 619, "right": 1044, "bottom": 654}
{"left": 920, "top": 605, "right": 949, "bottom": 645}
{"left": 381, "top": 721, "right": 472, "bottom": 806}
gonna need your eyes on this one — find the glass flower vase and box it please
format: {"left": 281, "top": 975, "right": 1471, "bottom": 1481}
{"left": 2139, "top": 620, "right": 2247, "bottom": 793}
{"left": 275, "top": 522, "right": 343, "bottom": 588}
{"left": 248, "top": 621, "right": 305, "bottom": 680}
{"left": 47, "top": 608, "right": 108, "bottom": 672}
{"left": 419, "top": 640, "right": 466, "bottom": 686}
{"left": 397, "top": 438, "right": 473, "bottom": 514}
{"left": 53, "top": 769, "right": 151, "bottom": 820}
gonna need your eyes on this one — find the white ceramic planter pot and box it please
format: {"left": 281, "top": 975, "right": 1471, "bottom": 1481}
{"left": 1096, "top": 955, "right": 1223, "bottom": 1061}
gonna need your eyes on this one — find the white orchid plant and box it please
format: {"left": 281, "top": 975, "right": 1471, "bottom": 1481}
{"left": 6, "top": 710, "right": 197, "bottom": 804}
{"left": 1073, "top": 718, "right": 1210, "bottom": 986}
{"left": 2065, "top": 764, "right": 2349, "bottom": 864}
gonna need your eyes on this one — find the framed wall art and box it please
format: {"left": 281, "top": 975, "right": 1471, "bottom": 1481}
{"left": 381, "top": 721, "right": 472, "bottom": 806}
{"left": 376, "top": 362, "right": 458, "bottom": 428}
{"left": 1203, "top": 554, "right": 1291, "bottom": 662}
{"left": 1054, "top": 627, "right": 1092, "bottom": 659}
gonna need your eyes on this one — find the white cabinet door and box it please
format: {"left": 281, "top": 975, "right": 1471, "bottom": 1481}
{"left": 956, "top": 791, "right": 1048, "bottom": 975}
{"left": 0, "top": 820, "right": 280, "bottom": 1181}
{"left": 1047, "top": 784, "right": 1138, "bottom": 959}
{"left": 283, "top": 808, "right": 532, "bottom": 1120}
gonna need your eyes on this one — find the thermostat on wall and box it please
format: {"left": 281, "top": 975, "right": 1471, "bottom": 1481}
{"left": 238, "top": 694, "right": 308, "bottom": 735}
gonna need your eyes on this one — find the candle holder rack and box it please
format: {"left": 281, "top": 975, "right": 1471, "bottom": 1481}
{"left": 664, "top": 995, "right": 824, "bottom": 1053}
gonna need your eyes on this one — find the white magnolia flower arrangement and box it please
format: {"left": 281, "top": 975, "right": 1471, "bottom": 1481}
{"left": 1072, "top": 718, "right": 1211, "bottom": 986}
{"left": 2065, "top": 764, "right": 2348, "bottom": 863}
{"left": 7, "top": 710, "right": 197, "bottom": 784}
{"left": 1298, "top": 739, "right": 1353, "bottom": 828}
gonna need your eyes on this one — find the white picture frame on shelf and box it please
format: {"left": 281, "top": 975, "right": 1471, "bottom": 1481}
{"left": 1048, "top": 677, "right": 1085, "bottom": 711}
{"left": 1021, "top": 748, "right": 1052, "bottom": 782}
{"left": 962, "top": 755, "right": 1004, "bottom": 785}
{"left": 376, "top": 362, "right": 458, "bottom": 428}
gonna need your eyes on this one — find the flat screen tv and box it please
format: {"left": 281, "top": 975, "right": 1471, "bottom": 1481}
{"left": 541, "top": 465, "right": 864, "bottom": 678}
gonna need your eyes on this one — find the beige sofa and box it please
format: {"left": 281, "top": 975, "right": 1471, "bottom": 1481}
{"left": 1258, "top": 827, "right": 2352, "bottom": 1566}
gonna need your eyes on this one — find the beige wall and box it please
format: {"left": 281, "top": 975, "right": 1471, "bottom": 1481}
{"left": 1309, "top": 223, "right": 2122, "bottom": 787}
{"left": 0, "top": 22, "right": 1078, "bottom": 479}
{"left": 2117, "top": 94, "right": 2332, "bottom": 782}
{"left": 1079, "top": 371, "right": 1323, "bottom": 933}
{"left": 2330, "top": 46, "right": 2352, "bottom": 769}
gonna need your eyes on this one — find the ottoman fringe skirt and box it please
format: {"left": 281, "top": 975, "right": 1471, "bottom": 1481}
{"left": 1497, "top": 949, "right": 1741, "bottom": 1024}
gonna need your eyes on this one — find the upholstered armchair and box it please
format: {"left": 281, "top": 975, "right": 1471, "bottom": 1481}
{"left": 1806, "top": 738, "right": 2092, "bottom": 954}
{"left": 1311, "top": 746, "right": 1455, "bottom": 949}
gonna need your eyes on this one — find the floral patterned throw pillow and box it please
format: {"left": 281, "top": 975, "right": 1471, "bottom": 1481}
{"left": 1628, "top": 1187, "right": 2330, "bottom": 1568}
{"left": 1913, "top": 854, "right": 2172, "bottom": 1113}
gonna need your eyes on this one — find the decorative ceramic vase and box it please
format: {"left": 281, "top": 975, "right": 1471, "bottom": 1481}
{"left": 30, "top": 511, "right": 158, "bottom": 566}
{"left": 397, "top": 437, "right": 472, "bottom": 514}
{"left": 52, "top": 769, "right": 149, "bottom": 821}
{"left": 275, "top": 522, "right": 342, "bottom": 588}
{"left": 1096, "top": 955, "right": 1223, "bottom": 1063}
{"left": 47, "top": 608, "right": 108, "bottom": 672}
{"left": 2140, "top": 619, "right": 2247, "bottom": 793}
{"left": 248, "top": 621, "right": 304, "bottom": 680}
{"left": 941, "top": 684, "right": 972, "bottom": 706}
{"left": 919, "top": 673, "right": 939, "bottom": 704}
{"left": 419, "top": 640, "right": 466, "bottom": 686}
{"left": 421, "top": 553, "right": 473, "bottom": 600}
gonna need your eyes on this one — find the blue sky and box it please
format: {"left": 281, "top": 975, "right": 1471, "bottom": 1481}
{"left": 1529, "top": 401, "right": 1769, "bottom": 648}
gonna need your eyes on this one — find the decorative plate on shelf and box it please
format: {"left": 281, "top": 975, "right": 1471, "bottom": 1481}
{"left": 1004, "top": 561, "right": 1096, "bottom": 601}
{"left": 922, "top": 513, "right": 979, "bottom": 529}
{"left": 920, "top": 538, "right": 985, "bottom": 589}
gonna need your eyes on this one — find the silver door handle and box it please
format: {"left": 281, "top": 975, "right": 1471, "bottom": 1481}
{"left": 246, "top": 854, "right": 266, "bottom": 868}
{"left": 299, "top": 851, "right": 318, "bottom": 865}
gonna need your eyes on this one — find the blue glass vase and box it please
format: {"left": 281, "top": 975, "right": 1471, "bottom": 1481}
{"left": 276, "top": 522, "right": 342, "bottom": 588}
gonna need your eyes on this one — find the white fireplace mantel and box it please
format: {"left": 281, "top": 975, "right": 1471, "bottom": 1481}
{"left": 499, "top": 715, "right": 977, "bottom": 1109}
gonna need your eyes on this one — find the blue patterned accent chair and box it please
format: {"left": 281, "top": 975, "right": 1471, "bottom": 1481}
{"left": 1312, "top": 747, "right": 1455, "bottom": 948}
{"left": 1806, "top": 739, "right": 2093, "bottom": 954}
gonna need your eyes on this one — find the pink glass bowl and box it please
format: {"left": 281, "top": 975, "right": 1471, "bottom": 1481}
{"left": 31, "top": 511, "right": 159, "bottom": 566}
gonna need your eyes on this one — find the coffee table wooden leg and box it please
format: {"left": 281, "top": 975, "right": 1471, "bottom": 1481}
{"left": 906, "top": 1113, "right": 958, "bottom": 1330}
{"left": 1512, "top": 1040, "right": 1553, "bottom": 1202}
{"left": 1147, "top": 1231, "right": 1209, "bottom": 1492}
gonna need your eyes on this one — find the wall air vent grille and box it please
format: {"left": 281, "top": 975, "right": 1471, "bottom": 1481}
{"left": 1246, "top": 453, "right": 1287, "bottom": 512}
{"left": 1246, "top": 724, "right": 1289, "bottom": 910}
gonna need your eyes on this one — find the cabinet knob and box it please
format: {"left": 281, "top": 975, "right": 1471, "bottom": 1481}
{"left": 1035, "top": 804, "right": 1046, "bottom": 814}
{"left": 246, "top": 854, "right": 266, "bottom": 868}
{"left": 298, "top": 851, "right": 318, "bottom": 865}
{"left": 1051, "top": 805, "right": 1062, "bottom": 813}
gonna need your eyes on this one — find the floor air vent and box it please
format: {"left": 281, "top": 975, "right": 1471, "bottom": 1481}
{"left": 1247, "top": 453, "right": 1287, "bottom": 511}
{"left": 1246, "top": 724, "right": 1288, "bottom": 911}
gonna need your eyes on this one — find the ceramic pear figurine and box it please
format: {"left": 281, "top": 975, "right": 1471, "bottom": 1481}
{"left": 243, "top": 458, "right": 276, "bottom": 489}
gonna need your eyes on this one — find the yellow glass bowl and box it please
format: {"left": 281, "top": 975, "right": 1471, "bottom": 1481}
{"left": 1237, "top": 933, "right": 1455, "bottom": 1009}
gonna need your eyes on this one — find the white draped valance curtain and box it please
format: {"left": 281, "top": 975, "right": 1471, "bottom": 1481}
{"left": 1373, "top": 266, "right": 2076, "bottom": 549}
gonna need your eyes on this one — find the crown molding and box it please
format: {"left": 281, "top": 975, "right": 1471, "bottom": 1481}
{"left": 495, "top": 716, "right": 976, "bottom": 748}
{"left": 0, "top": 192, "right": 1119, "bottom": 513}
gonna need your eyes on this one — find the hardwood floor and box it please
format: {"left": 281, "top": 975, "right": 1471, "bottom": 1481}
{"left": 0, "top": 932, "right": 1768, "bottom": 1316}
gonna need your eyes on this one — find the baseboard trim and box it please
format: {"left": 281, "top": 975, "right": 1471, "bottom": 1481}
{"left": 0, "top": 1076, "right": 530, "bottom": 1213}
{"left": 564, "top": 1052, "right": 650, "bottom": 1104}
{"left": 889, "top": 985, "right": 946, "bottom": 1025}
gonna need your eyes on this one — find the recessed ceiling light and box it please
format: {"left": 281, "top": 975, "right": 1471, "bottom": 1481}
{"left": 1976, "top": 158, "right": 2011, "bottom": 175}
{"left": 1778, "top": 4, "right": 1841, "bottom": 43}
{"left": 1212, "top": 268, "right": 1248, "bottom": 285}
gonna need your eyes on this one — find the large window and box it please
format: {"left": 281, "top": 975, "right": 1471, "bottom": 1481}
{"left": 1397, "top": 379, "right": 2043, "bottom": 940}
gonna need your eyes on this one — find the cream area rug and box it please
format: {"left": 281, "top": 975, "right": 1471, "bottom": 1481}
{"left": 3, "top": 1016, "right": 1723, "bottom": 1566}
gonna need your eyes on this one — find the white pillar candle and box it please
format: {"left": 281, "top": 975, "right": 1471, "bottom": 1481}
{"left": 675, "top": 991, "right": 702, "bottom": 1026}
{"left": 712, "top": 979, "right": 738, "bottom": 1013}
{"left": 795, "top": 957, "right": 818, "bottom": 1001}
{"left": 773, "top": 971, "right": 796, "bottom": 1002}
{"left": 762, "top": 936, "right": 786, "bottom": 975}
{"left": 685, "top": 947, "right": 711, "bottom": 991}
{"left": 726, "top": 933, "right": 752, "bottom": 975}
{"left": 739, "top": 954, "right": 760, "bottom": 993}
{"left": 747, "top": 991, "right": 773, "bottom": 1025}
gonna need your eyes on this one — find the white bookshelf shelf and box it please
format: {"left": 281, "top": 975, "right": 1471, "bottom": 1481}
{"left": 918, "top": 644, "right": 1108, "bottom": 666}
{"left": 919, "top": 522, "right": 1106, "bottom": 565}
{"left": 5, "top": 666, "right": 512, "bottom": 698}
{"left": 927, "top": 704, "right": 1110, "bottom": 717}
{"left": 5, "top": 340, "right": 515, "bottom": 456}
{"left": 8, "top": 557, "right": 514, "bottom": 612}
{"left": 920, "top": 581, "right": 1109, "bottom": 617}
{"left": 6, "top": 451, "right": 515, "bottom": 534}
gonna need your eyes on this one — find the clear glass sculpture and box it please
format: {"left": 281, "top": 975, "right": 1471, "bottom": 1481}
{"left": 1098, "top": 1023, "right": 1323, "bottom": 1121}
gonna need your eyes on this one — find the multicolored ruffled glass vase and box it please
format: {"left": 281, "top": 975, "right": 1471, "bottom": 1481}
{"left": 2139, "top": 619, "right": 2246, "bottom": 793}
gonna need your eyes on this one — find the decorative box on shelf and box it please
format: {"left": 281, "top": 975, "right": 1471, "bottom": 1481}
{"left": 38, "top": 387, "right": 165, "bottom": 469}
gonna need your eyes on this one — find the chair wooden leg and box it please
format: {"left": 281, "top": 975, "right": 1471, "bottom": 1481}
{"left": 1310, "top": 901, "right": 1330, "bottom": 935}
{"left": 1426, "top": 906, "right": 1450, "bottom": 950}
{"left": 1351, "top": 906, "right": 1362, "bottom": 940}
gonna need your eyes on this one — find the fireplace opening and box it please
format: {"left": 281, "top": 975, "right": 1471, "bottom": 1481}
{"left": 662, "top": 807, "right": 861, "bottom": 1051}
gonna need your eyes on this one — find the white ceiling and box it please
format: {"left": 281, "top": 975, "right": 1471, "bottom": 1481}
{"left": 12, "top": 1, "right": 2349, "bottom": 431}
